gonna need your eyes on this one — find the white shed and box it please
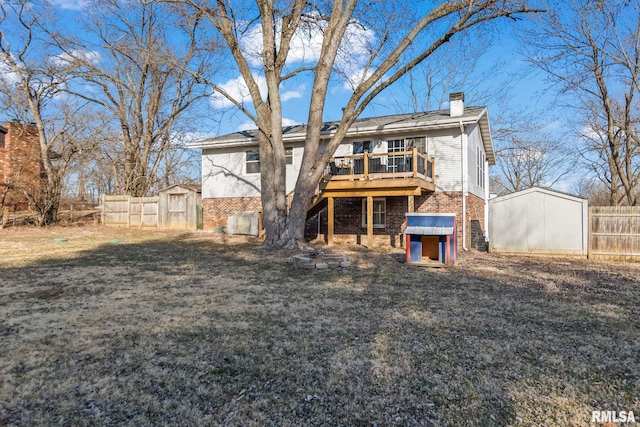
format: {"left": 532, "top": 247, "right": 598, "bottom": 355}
{"left": 489, "top": 187, "right": 588, "bottom": 256}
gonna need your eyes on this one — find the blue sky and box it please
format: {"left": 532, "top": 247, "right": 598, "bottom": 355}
{"left": 4, "top": 0, "right": 580, "bottom": 190}
{"left": 17, "top": 0, "right": 558, "bottom": 135}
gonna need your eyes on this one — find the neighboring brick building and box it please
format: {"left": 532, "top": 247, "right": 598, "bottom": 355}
{"left": 0, "top": 122, "right": 41, "bottom": 210}
{"left": 189, "top": 92, "right": 493, "bottom": 250}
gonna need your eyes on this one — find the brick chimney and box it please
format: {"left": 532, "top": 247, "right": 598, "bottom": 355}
{"left": 449, "top": 92, "right": 465, "bottom": 117}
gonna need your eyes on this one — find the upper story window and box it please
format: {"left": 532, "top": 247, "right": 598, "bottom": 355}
{"left": 353, "top": 141, "right": 372, "bottom": 154}
{"left": 0, "top": 129, "right": 6, "bottom": 149}
{"left": 387, "top": 139, "right": 406, "bottom": 173}
{"left": 246, "top": 150, "right": 260, "bottom": 174}
{"left": 246, "top": 147, "right": 292, "bottom": 173}
{"left": 406, "top": 136, "right": 426, "bottom": 154}
{"left": 387, "top": 139, "right": 405, "bottom": 152}
{"left": 477, "top": 145, "right": 485, "bottom": 189}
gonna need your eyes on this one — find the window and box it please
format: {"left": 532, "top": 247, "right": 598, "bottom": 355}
{"left": 353, "top": 141, "right": 372, "bottom": 154}
{"left": 406, "top": 137, "right": 426, "bottom": 154}
{"left": 246, "top": 148, "right": 291, "bottom": 173}
{"left": 0, "top": 129, "right": 5, "bottom": 149}
{"left": 246, "top": 150, "right": 260, "bottom": 174}
{"left": 361, "top": 198, "right": 386, "bottom": 228}
{"left": 387, "top": 139, "right": 406, "bottom": 172}
{"left": 477, "top": 145, "right": 485, "bottom": 188}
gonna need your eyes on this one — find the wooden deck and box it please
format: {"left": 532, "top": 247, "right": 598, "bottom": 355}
{"left": 316, "top": 149, "right": 436, "bottom": 247}
{"left": 322, "top": 148, "right": 435, "bottom": 195}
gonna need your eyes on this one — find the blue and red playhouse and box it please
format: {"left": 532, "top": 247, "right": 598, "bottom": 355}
{"left": 405, "top": 213, "right": 457, "bottom": 266}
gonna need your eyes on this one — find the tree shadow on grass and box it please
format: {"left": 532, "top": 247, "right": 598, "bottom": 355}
{"left": 0, "top": 236, "right": 638, "bottom": 425}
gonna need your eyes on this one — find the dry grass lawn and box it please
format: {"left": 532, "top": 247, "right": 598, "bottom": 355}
{"left": 0, "top": 225, "right": 638, "bottom": 426}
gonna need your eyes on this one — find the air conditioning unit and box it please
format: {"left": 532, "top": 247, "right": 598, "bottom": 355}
{"left": 226, "top": 211, "right": 260, "bottom": 236}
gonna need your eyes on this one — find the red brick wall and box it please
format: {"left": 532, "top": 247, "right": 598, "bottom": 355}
{"left": 416, "top": 191, "right": 486, "bottom": 249}
{"left": 202, "top": 191, "right": 487, "bottom": 247}
{"left": 466, "top": 193, "right": 487, "bottom": 250}
{"left": 202, "top": 196, "right": 262, "bottom": 230}
{"left": 305, "top": 191, "right": 487, "bottom": 249}
{"left": 0, "top": 123, "right": 41, "bottom": 210}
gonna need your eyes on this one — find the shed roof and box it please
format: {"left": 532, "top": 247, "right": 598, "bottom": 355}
{"left": 490, "top": 187, "right": 587, "bottom": 204}
{"left": 158, "top": 183, "right": 202, "bottom": 193}
{"left": 188, "top": 106, "right": 495, "bottom": 164}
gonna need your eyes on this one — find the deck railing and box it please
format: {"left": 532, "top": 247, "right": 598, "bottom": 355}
{"left": 324, "top": 148, "right": 434, "bottom": 182}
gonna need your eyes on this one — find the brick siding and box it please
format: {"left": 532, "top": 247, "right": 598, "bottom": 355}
{"left": 0, "top": 123, "right": 41, "bottom": 210}
{"left": 202, "top": 196, "right": 261, "bottom": 230}
{"left": 203, "top": 191, "right": 487, "bottom": 248}
{"left": 305, "top": 191, "right": 487, "bottom": 249}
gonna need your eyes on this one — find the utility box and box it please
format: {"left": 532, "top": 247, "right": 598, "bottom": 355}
{"left": 405, "top": 213, "right": 457, "bottom": 266}
{"left": 227, "top": 211, "right": 260, "bottom": 236}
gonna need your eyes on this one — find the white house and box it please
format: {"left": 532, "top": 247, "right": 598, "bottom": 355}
{"left": 189, "top": 92, "right": 494, "bottom": 248}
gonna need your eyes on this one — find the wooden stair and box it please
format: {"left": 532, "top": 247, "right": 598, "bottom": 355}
{"left": 306, "top": 196, "right": 327, "bottom": 220}
{"left": 286, "top": 188, "right": 327, "bottom": 220}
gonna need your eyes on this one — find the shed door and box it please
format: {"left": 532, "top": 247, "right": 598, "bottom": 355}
{"left": 168, "top": 193, "right": 188, "bottom": 229}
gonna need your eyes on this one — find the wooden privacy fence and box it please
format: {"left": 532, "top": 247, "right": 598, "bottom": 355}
{"left": 589, "top": 206, "right": 640, "bottom": 260}
{"left": 101, "top": 186, "right": 202, "bottom": 230}
{"left": 101, "top": 195, "right": 159, "bottom": 228}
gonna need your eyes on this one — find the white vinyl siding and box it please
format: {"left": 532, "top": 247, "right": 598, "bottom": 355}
{"left": 428, "top": 128, "right": 463, "bottom": 192}
{"left": 466, "top": 123, "right": 486, "bottom": 199}
{"left": 202, "top": 143, "right": 303, "bottom": 198}
{"left": 201, "top": 126, "right": 481, "bottom": 199}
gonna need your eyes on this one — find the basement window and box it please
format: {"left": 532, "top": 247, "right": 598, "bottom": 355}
{"left": 361, "top": 198, "right": 386, "bottom": 229}
{"left": 246, "top": 150, "right": 260, "bottom": 174}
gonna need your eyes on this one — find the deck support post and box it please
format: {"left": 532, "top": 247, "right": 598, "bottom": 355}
{"left": 367, "top": 195, "right": 373, "bottom": 248}
{"left": 408, "top": 195, "right": 414, "bottom": 213}
{"left": 328, "top": 197, "right": 334, "bottom": 246}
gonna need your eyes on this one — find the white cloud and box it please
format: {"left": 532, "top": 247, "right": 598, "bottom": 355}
{"left": 236, "top": 117, "right": 300, "bottom": 132}
{"left": 282, "top": 117, "right": 301, "bottom": 127}
{"left": 281, "top": 84, "right": 305, "bottom": 101}
{"left": 50, "top": 49, "right": 101, "bottom": 67}
{"left": 50, "top": 0, "right": 87, "bottom": 10}
{"left": 239, "top": 17, "right": 376, "bottom": 72}
{"left": 211, "top": 75, "right": 304, "bottom": 108}
{"left": 343, "top": 68, "right": 375, "bottom": 90}
{"left": 0, "top": 57, "right": 19, "bottom": 85}
{"left": 211, "top": 74, "right": 267, "bottom": 108}
{"left": 236, "top": 121, "right": 256, "bottom": 132}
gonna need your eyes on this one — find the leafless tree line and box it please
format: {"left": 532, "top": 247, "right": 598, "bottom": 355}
{"left": 1, "top": 0, "right": 636, "bottom": 236}
{"left": 522, "top": 0, "right": 640, "bottom": 206}
{"left": 0, "top": 0, "right": 209, "bottom": 224}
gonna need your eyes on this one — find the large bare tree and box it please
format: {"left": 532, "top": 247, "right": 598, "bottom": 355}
{"left": 0, "top": 0, "right": 82, "bottom": 225}
{"left": 60, "top": 0, "right": 214, "bottom": 197}
{"left": 164, "top": 0, "right": 540, "bottom": 248}
{"left": 524, "top": 0, "right": 640, "bottom": 206}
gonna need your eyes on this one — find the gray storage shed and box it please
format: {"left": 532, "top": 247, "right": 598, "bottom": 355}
{"left": 158, "top": 184, "right": 202, "bottom": 230}
{"left": 489, "top": 187, "right": 588, "bottom": 255}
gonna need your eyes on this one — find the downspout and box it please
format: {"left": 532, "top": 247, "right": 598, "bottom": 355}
{"left": 460, "top": 122, "right": 468, "bottom": 251}
{"left": 484, "top": 157, "right": 490, "bottom": 243}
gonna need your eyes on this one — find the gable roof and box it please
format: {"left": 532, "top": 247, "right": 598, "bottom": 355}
{"left": 189, "top": 105, "right": 494, "bottom": 164}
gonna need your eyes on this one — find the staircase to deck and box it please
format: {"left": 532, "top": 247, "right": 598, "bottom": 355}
{"left": 286, "top": 189, "right": 327, "bottom": 220}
